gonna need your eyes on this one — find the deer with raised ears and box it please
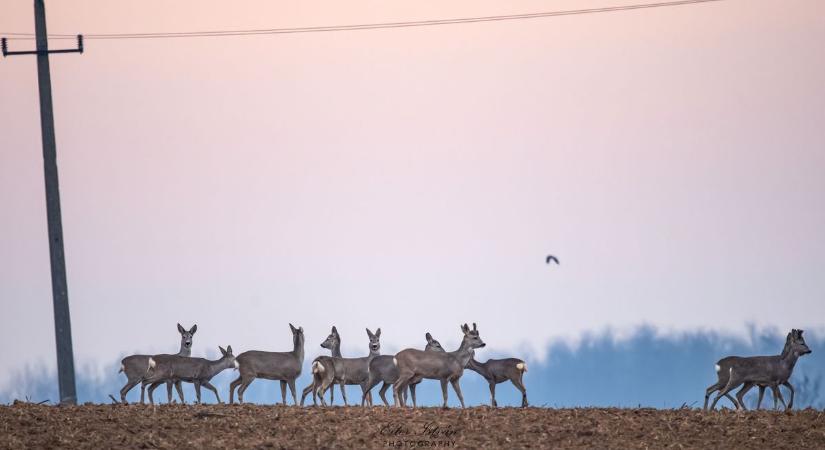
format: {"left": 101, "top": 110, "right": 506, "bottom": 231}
{"left": 118, "top": 323, "right": 196, "bottom": 404}
{"left": 144, "top": 345, "right": 237, "bottom": 405}
{"left": 229, "top": 324, "right": 305, "bottom": 405}
{"left": 466, "top": 356, "right": 528, "bottom": 407}
{"left": 361, "top": 332, "right": 445, "bottom": 407}
{"left": 707, "top": 329, "right": 812, "bottom": 411}
{"left": 704, "top": 332, "right": 793, "bottom": 411}
{"left": 299, "top": 326, "right": 342, "bottom": 406}
{"left": 309, "top": 328, "right": 381, "bottom": 406}
{"left": 393, "top": 323, "right": 485, "bottom": 408}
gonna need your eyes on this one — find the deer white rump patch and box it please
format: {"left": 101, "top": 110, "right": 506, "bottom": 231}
{"left": 119, "top": 363, "right": 125, "bottom": 373}
{"left": 148, "top": 358, "right": 156, "bottom": 369}
{"left": 234, "top": 360, "right": 240, "bottom": 369}
{"left": 715, "top": 364, "right": 720, "bottom": 373}
{"left": 312, "top": 361, "right": 325, "bottom": 374}
{"left": 393, "top": 358, "right": 397, "bottom": 366}
{"left": 516, "top": 362, "right": 527, "bottom": 372}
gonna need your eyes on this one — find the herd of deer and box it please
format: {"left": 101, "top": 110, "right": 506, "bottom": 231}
{"left": 118, "top": 322, "right": 528, "bottom": 408}
{"left": 118, "top": 324, "right": 812, "bottom": 411}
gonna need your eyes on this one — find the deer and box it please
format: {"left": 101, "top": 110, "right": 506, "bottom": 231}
{"left": 704, "top": 332, "right": 793, "bottom": 411}
{"left": 299, "top": 326, "right": 343, "bottom": 406}
{"left": 706, "top": 329, "right": 812, "bottom": 411}
{"left": 118, "top": 323, "right": 196, "bottom": 404}
{"left": 306, "top": 328, "right": 381, "bottom": 406}
{"left": 144, "top": 345, "right": 237, "bottom": 405}
{"left": 393, "top": 323, "right": 486, "bottom": 408}
{"left": 361, "top": 332, "right": 445, "bottom": 407}
{"left": 228, "top": 324, "right": 305, "bottom": 405}
{"left": 465, "top": 355, "right": 528, "bottom": 407}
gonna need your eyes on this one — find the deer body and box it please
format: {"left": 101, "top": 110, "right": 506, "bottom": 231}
{"left": 144, "top": 346, "right": 237, "bottom": 405}
{"left": 229, "top": 324, "right": 305, "bottom": 405}
{"left": 118, "top": 323, "right": 196, "bottom": 404}
{"left": 393, "top": 323, "right": 486, "bottom": 408}
{"left": 362, "top": 333, "right": 445, "bottom": 407}
{"left": 466, "top": 357, "right": 528, "bottom": 407}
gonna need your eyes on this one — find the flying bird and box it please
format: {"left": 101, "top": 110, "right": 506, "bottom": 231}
{"left": 546, "top": 255, "right": 560, "bottom": 265}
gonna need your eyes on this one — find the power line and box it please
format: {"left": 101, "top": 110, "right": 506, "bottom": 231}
{"left": 3, "top": 0, "right": 724, "bottom": 41}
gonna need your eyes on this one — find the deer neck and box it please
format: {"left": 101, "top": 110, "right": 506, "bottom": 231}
{"left": 781, "top": 350, "right": 801, "bottom": 374}
{"left": 450, "top": 339, "right": 475, "bottom": 369}
{"left": 367, "top": 347, "right": 380, "bottom": 361}
{"left": 331, "top": 341, "right": 342, "bottom": 358}
{"left": 293, "top": 338, "right": 305, "bottom": 363}
{"left": 465, "top": 358, "right": 489, "bottom": 378}
{"left": 177, "top": 341, "right": 191, "bottom": 357}
{"left": 204, "top": 357, "right": 230, "bottom": 379}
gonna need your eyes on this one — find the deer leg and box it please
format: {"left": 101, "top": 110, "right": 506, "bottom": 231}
{"left": 377, "top": 382, "right": 391, "bottom": 406}
{"left": 194, "top": 381, "right": 202, "bottom": 404}
{"left": 120, "top": 378, "right": 140, "bottom": 404}
{"left": 174, "top": 381, "right": 185, "bottom": 404}
{"left": 300, "top": 379, "right": 315, "bottom": 407}
{"left": 287, "top": 379, "right": 298, "bottom": 406}
{"left": 782, "top": 381, "right": 795, "bottom": 410}
{"left": 450, "top": 378, "right": 465, "bottom": 408}
{"left": 147, "top": 381, "right": 163, "bottom": 405}
{"left": 440, "top": 379, "right": 449, "bottom": 408}
{"left": 408, "top": 383, "right": 416, "bottom": 408}
{"left": 280, "top": 380, "right": 288, "bottom": 405}
{"left": 328, "top": 383, "right": 335, "bottom": 405}
{"left": 393, "top": 373, "right": 413, "bottom": 407}
{"left": 735, "top": 382, "right": 755, "bottom": 411}
{"left": 339, "top": 382, "right": 349, "bottom": 406}
{"left": 488, "top": 382, "right": 497, "bottom": 407}
{"left": 237, "top": 377, "right": 255, "bottom": 404}
{"left": 315, "top": 381, "right": 328, "bottom": 407}
{"left": 704, "top": 382, "right": 723, "bottom": 411}
{"left": 711, "top": 376, "right": 742, "bottom": 410}
{"left": 359, "top": 382, "right": 370, "bottom": 407}
{"left": 229, "top": 375, "right": 242, "bottom": 404}
{"left": 166, "top": 381, "right": 174, "bottom": 404}
{"left": 512, "top": 373, "right": 528, "bottom": 407}
{"left": 770, "top": 385, "right": 783, "bottom": 410}
{"left": 756, "top": 385, "right": 765, "bottom": 410}
{"left": 201, "top": 381, "right": 221, "bottom": 403}
{"left": 140, "top": 379, "right": 152, "bottom": 404}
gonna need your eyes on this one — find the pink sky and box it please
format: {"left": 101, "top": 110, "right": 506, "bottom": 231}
{"left": 1, "top": 0, "right": 824, "bottom": 389}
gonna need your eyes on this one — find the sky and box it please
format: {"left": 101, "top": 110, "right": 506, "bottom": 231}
{"left": 1, "top": 0, "right": 824, "bottom": 401}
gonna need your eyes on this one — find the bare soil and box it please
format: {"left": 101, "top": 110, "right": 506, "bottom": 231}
{"left": 1, "top": 402, "right": 824, "bottom": 449}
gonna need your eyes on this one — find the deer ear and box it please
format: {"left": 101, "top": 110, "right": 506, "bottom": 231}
{"left": 219, "top": 346, "right": 226, "bottom": 356}
{"left": 798, "top": 329, "right": 804, "bottom": 336}
{"left": 177, "top": 323, "right": 185, "bottom": 334}
{"left": 473, "top": 322, "right": 477, "bottom": 331}
{"left": 226, "top": 345, "right": 233, "bottom": 354}
{"left": 299, "top": 326, "right": 304, "bottom": 333}
{"left": 376, "top": 328, "right": 381, "bottom": 338}
{"left": 189, "top": 324, "right": 197, "bottom": 335}
{"left": 332, "top": 326, "right": 338, "bottom": 334}
{"left": 426, "top": 332, "right": 433, "bottom": 342}
{"left": 366, "top": 328, "right": 373, "bottom": 337}
{"left": 461, "top": 324, "right": 469, "bottom": 334}
{"left": 290, "top": 323, "right": 297, "bottom": 333}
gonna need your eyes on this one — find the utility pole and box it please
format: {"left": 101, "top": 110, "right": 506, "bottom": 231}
{"left": 2, "top": 1, "right": 83, "bottom": 405}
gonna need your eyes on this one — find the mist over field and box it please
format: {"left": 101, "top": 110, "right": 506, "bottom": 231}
{"left": 4, "top": 326, "right": 822, "bottom": 409}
